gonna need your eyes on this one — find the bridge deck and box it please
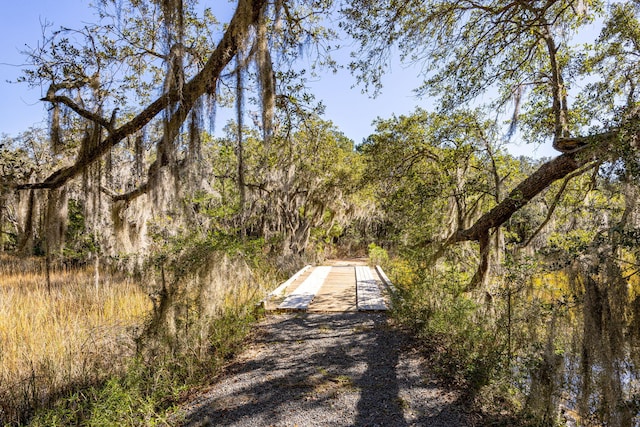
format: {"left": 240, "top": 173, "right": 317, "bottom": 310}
{"left": 269, "top": 264, "right": 392, "bottom": 312}
{"left": 355, "top": 265, "right": 388, "bottom": 311}
{"left": 307, "top": 266, "right": 357, "bottom": 312}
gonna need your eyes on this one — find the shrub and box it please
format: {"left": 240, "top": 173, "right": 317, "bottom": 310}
{"left": 391, "top": 264, "right": 504, "bottom": 391}
{"left": 367, "top": 243, "right": 389, "bottom": 266}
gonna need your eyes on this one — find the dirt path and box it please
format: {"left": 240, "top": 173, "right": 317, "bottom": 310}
{"left": 174, "top": 312, "right": 473, "bottom": 426}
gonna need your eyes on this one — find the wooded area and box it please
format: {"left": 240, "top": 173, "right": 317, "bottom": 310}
{"left": 1, "top": 0, "right": 640, "bottom": 425}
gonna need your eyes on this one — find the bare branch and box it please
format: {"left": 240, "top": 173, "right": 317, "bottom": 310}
{"left": 43, "top": 94, "right": 113, "bottom": 131}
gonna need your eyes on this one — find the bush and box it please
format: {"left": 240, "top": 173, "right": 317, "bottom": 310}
{"left": 367, "top": 243, "right": 389, "bottom": 266}
{"left": 391, "top": 265, "right": 504, "bottom": 391}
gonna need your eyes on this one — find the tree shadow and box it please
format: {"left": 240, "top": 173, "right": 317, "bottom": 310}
{"left": 353, "top": 314, "right": 408, "bottom": 427}
{"left": 179, "top": 313, "right": 469, "bottom": 426}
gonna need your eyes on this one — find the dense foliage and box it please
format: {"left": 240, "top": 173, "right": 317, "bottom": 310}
{"left": 362, "top": 109, "right": 640, "bottom": 425}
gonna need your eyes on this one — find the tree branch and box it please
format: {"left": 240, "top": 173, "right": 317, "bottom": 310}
{"left": 17, "top": 0, "right": 267, "bottom": 192}
{"left": 522, "top": 161, "right": 599, "bottom": 247}
{"left": 101, "top": 182, "right": 151, "bottom": 203}
{"left": 43, "top": 94, "right": 113, "bottom": 131}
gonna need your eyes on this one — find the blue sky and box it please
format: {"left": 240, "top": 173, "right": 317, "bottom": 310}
{"left": 0, "top": 1, "right": 557, "bottom": 157}
{"left": 0, "top": 1, "right": 96, "bottom": 136}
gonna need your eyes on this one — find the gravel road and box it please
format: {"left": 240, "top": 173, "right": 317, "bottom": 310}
{"left": 175, "top": 312, "right": 473, "bottom": 426}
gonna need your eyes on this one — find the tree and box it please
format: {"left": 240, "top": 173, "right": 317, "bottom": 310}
{"left": 360, "top": 108, "right": 530, "bottom": 280}
{"left": 341, "top": 0, "right": 640, "bottom": 283}
{"left": 7, "top": 0, "right": 342, "bottom": 265}
{"left": 14, "top": 0, "right": 334, "bottom": 197}
{"left": 347, "top": 3, "right": 640, "bottom": 423}
{"left": 211, "top": 116, "right": 361, "bottom": 257}
{"left": 0, "top": 129, "right": 56, "bottom": 254}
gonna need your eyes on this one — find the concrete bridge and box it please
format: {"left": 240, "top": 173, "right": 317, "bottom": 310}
{"left": 264, "top": 260, "right": 395, "bottom": 312}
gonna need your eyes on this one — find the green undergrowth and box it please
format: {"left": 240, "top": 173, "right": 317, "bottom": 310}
{"left": 390, "top": 264, "right": 503, "bottom": 389}
{"left": 387, "top": 258, "right": 527, "bottom": 423}
{"left": 27, "top": 307, "right": 262, "bottom": 427}
{"left": 386, "top": 254, "right": 592, "bottom": 425}
{"left": 367, "top": 243, "right": 389, "bottom": 266}
{"left": 20, "top": 225, "right": 299, "bottom": 426}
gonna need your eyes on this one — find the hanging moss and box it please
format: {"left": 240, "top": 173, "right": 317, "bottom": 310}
{"left": 188, "top": 98, "right": 203, "bottom": 162}
{"left": 256, "top": 12, "right": 275, "bottom": 145}
{"left": 45, "top": 187, "right": 69, "bottom": 259}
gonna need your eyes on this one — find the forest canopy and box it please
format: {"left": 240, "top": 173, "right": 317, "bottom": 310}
{"left": 4, "top": 0, "right": 638, "bottom": 249}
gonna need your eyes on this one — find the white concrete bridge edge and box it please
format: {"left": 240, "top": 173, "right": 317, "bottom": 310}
{"left": 356, "top": 265, "right": 387, "bottom": 311}
{"left": 278, "top": 266, "right": 332, "bottom": 310}
{"left": 375, "top": 265, "right": 396, "bottom": 294}
{"left": 268, "top": 265, "right": 312, "bottom": 298}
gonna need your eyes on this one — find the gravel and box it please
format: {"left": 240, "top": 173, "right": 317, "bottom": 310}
{"left": 174, "top": 312, "right": 473, "bottom": 426}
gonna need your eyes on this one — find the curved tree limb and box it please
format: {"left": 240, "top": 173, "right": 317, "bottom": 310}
{"left": 453, "top": 152, "right": 584, "bottom": 243}
{"left": 101, "top": 182, "right": 151, "bottom": 203}
{"left": 439, "top": 129, "right": 625, "bottom": 289}
{"left": 16, "top": 0, "right": 267, "bottom": 192}
{"left": 42, "top": 94, "right": 113, "bottom": 131}
{"left": 455, "top": 152, "right": 586, "bottom": 291}
{"left": 522, "top": 160, "right": 599, "bottom": 247}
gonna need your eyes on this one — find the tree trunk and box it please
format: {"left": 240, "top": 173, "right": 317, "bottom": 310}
{"left": 17, "top": 190, "right": 35, "bottom": 255}
{"left": 0, "top": 195, "right": 5, "bottom": 252}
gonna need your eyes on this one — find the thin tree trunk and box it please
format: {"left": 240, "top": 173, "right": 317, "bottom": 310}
{"left": 45, "top": 249, "right": 52, "bottom": 294}
{"left": 236, "top": 57, "right": 246, "bottom": 223}
{"left": 507, "top": 286, "right": 512, "bottom": 362}
{"left": 94, "top": 249, "right": 100, "bottom": 291}
{"left": 18, "top": 190, "right": 35, "bottom": 255}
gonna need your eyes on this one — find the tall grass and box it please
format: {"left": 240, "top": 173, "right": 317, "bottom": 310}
{"left": 19, "top": 244, "right": 279, "bottom": 426}
{"left": 0, "top": 238, "right": 291, "bottom": 426}
{"left": 0, "top": 255, "right": 151, "bottom": 425}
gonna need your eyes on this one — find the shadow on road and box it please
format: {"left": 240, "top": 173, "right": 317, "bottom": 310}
{"left": 179, "top": 313, "right": 469, "bottom": 426}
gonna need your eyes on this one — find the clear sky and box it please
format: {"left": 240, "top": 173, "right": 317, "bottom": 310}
{"left": 0, "top": 1, "right": 95, "bottom": 136}
{"left": 0, "top": 1, "right": 557, "bottom": 158}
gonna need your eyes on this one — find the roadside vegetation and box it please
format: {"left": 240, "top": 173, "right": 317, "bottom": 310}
{"left": 0, "top": 257, "right": 150, "bottom": 424}
{"left": 0, "top": 248, "right": 272, "bottom": 426}
{"left": 362, "top": 110, "right": 640, "bottom": 424}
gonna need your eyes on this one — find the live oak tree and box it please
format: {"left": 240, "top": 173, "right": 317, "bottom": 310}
{"left": 11, "top": 0, "right": 337, "bottom": 262}
{"left": 346, "top": 2, "right": 640, "bottom": 423}
{"left": 207, "top": 116, "right": 360, "bottom": 257}
{"left": 341, "top": 0, "right": 640, "bottom": 284}
{"left": 359, "top": 105, "right": 502, "bottom": 281}
{"left": 5, "top": 0, "right": 347, "bottom": 375}
{"left": 7, "top": 0, "right": 639, "bottom": 338}
{"left": 14, "top": 0, "right": 637, "bottom": 271}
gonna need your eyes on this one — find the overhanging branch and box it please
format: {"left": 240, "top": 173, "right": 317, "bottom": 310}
{"left": 43, "top": 94, "right": 113, "bottom": 131}
{"left": 16, "top": 0, "right": 267, "bottom": 192}
{"left": 522, "top": 160, "right": 599, "bottom": 247}
{"left": 453, "top": 153, "right": 583, "bottom": 243}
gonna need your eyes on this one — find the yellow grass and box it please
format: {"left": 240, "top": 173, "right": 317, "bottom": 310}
{"left": 0, "top": 255, "right": 152, "bottom": 424}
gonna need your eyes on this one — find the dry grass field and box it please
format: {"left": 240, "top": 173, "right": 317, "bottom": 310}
{"left": 0, "top": 255, "right": 152, "bottom": 424}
